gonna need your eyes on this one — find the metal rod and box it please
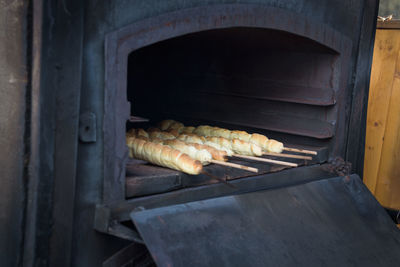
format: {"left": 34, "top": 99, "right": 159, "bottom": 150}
{"left": 129, "top": 116, "right": 150, "bottom": 123}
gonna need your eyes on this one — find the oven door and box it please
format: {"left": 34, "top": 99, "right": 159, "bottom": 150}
{"left": 124, "top": 174, "right": 400, "bottom": 267}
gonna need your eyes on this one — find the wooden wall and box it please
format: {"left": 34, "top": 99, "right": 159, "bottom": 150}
{"left": 364, "top": 20, "right": 400, "bottom": 210}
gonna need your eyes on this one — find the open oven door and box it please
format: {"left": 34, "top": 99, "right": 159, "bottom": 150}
{"left": 128, "top": 175, "right": 400, "bottom": 267}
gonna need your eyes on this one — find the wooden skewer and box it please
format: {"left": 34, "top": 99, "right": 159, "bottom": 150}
{"left": 263, "top": 152, "right": 312, "bottom": 160}
{"left": 233, "top": 154, "right": 298, "bottom": 167}
{"left": 210, "top": 159, "right": 258, "bottom": 173}
{"left": 283, "top": 147, "right": 317, "bottom": 155}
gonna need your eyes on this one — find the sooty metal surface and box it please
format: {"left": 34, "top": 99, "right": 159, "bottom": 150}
{"left": 130, "top": 175, "right": 400, "bottom": 267}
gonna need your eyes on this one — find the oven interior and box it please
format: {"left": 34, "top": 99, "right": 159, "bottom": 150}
{"left": 125, "top": 27, "right": 340, "bottom": 198}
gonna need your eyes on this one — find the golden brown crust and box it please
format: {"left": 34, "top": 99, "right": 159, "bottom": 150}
{"left": 211, "top": 127, "right": 231, "bottom": 139}
{"left": 168, "top": 122, "right": 184, "bottom": 131}
{"left": 149, "top": 130, "right": 176, "bottom": 140}
{"left": 188, "top": 142, "right": 227, "bottom": 161}
{"left": 187, "top": 133, "right": 207, "bottom": 143}
{"left": 150, "top": 137, "right": 163, "bottom": 144}
{"left": 178, "top": 133, "right": 206, "bottom": 144}
{"left": 163, "top": 139, "right": 212, "bottom": 164}
{"left": 230, "top": 130, "right": 251, "bottom": 142}
{"left": 249, "top": 133, "right": 269, "bottom": 150}
{"left": 181, "top": 126, "right": 195, "bottom": 134}
{"left": 156, "top": 120, "right": 282, "bottom": 154}
{"left": 194, "top": 125, "right": 214, "bottom": 136}
{"left": 206, "top": 136, "right": 232, "bottom": 150}
{"left": 266, "top": 139, "right": 284, "bottom": 153}
{"left": 168, "top": 129, "right": 180, "bottom": 137}
{"left": 136, "top": 128, "right": 149, "bottom": 138}
{"left": 175, "top": 153, "right": 203, "bottom": 174}
{"left": 135, "top": 135, "right": 150, "bottom": 142}
{"left": 231, "top": 139, "right": 262, "bottom": 156}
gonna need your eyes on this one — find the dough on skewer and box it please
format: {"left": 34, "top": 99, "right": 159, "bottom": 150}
{"left": 163, "top": 139, "right": 212, "bottom": 165}
{"left": 126, "top": 136, "right": 202, "bottom": 175}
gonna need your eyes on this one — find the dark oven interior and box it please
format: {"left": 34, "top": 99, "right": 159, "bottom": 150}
{"left": 124, "top": 27, "right": 341, "bottom": 198}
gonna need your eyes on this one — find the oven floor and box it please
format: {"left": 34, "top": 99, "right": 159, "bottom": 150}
{"left": 125, "top": 145, "right": 328, "bottom": 198}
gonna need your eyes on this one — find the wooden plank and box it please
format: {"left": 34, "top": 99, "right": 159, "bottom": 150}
{"left": 363, "top": 30, "right": 400, "bottom": 194}
{"left": 377, "top": 20, "right": 400, "bottom": 29}
{"left": 374, "top": 60, "right": 400, "bottom": 210}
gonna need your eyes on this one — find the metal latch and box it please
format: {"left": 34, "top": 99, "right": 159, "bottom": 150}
{"left": 79, "top": 112, "right": 96, "bottom": 143}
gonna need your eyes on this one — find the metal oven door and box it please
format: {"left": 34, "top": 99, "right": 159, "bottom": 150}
{"left": 124, "top": 175, "right": 400, "bottom": 267}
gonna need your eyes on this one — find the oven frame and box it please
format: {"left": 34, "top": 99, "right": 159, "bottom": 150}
{"left": 104, "top": 4, "right": 352, "bottom": 204}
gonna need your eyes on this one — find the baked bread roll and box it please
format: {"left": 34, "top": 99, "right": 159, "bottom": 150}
{"left": 166, "top": 120, "right": 283, "bottom": 153}
{"left": 136, "top": 129, "right": 223, "bottom": 163}
{"left": 181, "top": 126, "right": 195, "bottom": 134}
{"left": 204, "top": 136, "right": 262, "bottom": 156}
{"left": 126, "top": 128, "right": 149, "bottom": 140}
{"left": 194, "top": 125, "right": 214, "bottom": 136}
{"left": 168, "top": 129, "right": 180, "bottom": 137}
{"left": 177, "top": 133, "right": 206, "bottom": 144}
{"left": 149, "top": 130, "right": 176, "bottom": 140}
{"left": 265, "top": 139, "right": 284, "bottom": 153}
{"left": 158, "top": 119, "right": 185, "bottom": 133}
{"left": 249, "top": 133, "right": 268, "bottom": 149}
{"left": 231, "top": 139, "right": 262, "bottom": 156}
{"left": 206, "top": 136, "right": 233, "bottom": 150}
{"left": 158, "top": 120, "right": 176, "bottom": 131}
{"left": 169, "top": 121, "right": 184, "bottom": 132}
{"left": 150, "top": 137, "right": 163, "bottom": 144}
{"left": 179, "top": 133, "right": 262, "bottom": 157}
{"left": 186, "top": 142, "right": 227, "bottom": 161}
{"left": 163, "top": 139, "right": 212, "bottom": 164}
{"left": 230, "top": 130, "right": 252, "bottom": 142}
{"left": 127, "top": 137, "right": 202, "bottom": 175}
{"left": 137, "top": 128, "right": 149, "bottom": 138}
{"left": 210, "top": 127, "right": 231, "bottom": 139}
{"left": 203, "top": 140, "right": 234, "bottom": 156}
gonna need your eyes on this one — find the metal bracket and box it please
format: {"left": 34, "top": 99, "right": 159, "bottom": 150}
{"left": 108, "top": 221, "right": 144, "bottom": 244}
{"left": 79, "top": 112, "right": 96, "bottom": 143}
{"left": 94, "top": 204, "right": 144, "bottom": 244}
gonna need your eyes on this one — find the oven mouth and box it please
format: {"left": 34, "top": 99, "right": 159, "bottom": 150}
{"left": 124, "top": 27, "right": 338, "bottom": 198}
{"left": 102, "top": 4, "right": 352, "bottom": 204}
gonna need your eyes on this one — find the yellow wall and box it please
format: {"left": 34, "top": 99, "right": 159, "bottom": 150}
{"left": 364, "top": 28, "right": 400, "bottom": 210}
